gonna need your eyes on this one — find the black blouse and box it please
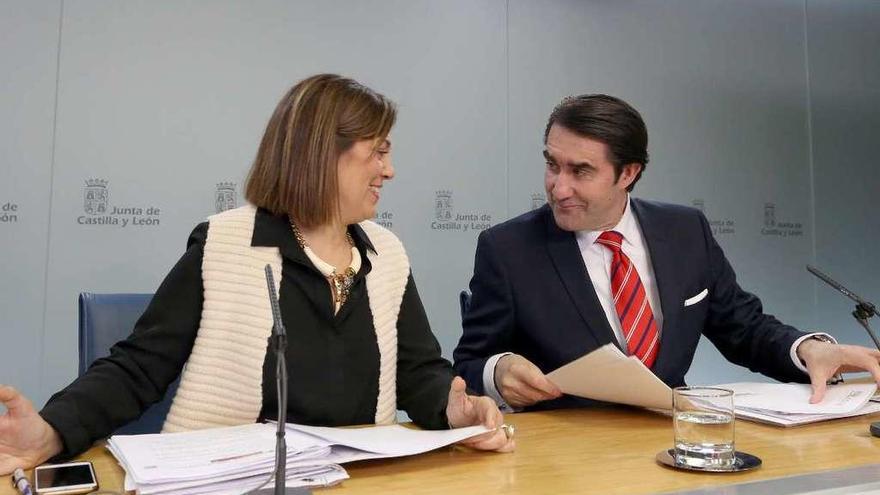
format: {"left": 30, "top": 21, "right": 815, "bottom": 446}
{"left": 40, "top": 208, "right": 454, "bottom": 458}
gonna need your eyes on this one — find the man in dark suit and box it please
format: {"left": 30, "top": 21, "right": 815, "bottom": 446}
{"left": 453, "top": 94, "right": 880, "bottom": 411}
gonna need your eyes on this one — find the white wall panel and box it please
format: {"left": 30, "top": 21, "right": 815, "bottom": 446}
{"left": 0, "top": 0, "right": 61, "bottom": 401}
{"left": 808, "top": 1, "right": 880, "bottom": 348}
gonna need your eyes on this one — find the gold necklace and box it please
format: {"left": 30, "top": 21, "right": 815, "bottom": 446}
{"left": 289, "top": 219, "right": 357, "bottom": 307}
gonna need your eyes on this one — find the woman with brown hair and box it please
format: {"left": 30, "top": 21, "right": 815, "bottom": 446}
{"left": 0, "top": 74, "right": 512, "bottom": 473}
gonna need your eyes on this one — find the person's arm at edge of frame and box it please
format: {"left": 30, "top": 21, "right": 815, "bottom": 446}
{"left": 0, "top": 223, "right": 207, "bottom": 472}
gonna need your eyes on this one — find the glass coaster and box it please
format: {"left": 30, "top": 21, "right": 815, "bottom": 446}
{"left": 656, "top": 449, "right": 762, "bottom": 473}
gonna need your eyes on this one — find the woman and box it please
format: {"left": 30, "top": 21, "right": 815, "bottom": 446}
{"left": 0, "top": 74, "right": 512, "bottom": 474}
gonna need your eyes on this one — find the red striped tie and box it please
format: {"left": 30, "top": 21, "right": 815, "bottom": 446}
{"left": 596, "top": 231, "right": 659, "bottom": 368}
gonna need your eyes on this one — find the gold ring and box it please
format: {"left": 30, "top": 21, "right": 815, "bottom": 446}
{"left": 501, "top": 423, "right": 515, "bottom": 440}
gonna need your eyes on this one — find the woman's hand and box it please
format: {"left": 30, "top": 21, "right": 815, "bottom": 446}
{"left": 0, "top": 385, "right": 64, "bottom": 475}
{"left": 445, "top": 377, "right": 515, "bottom": 452}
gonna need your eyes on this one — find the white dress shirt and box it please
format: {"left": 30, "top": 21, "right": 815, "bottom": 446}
{"left": 574, "top": 197, "right": 663, "bottom": 348}
{"left": 481, "top": 196, "right": 825, "bottom": 410}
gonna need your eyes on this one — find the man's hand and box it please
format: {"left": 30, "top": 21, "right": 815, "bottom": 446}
{"left": 796, "top": 340, "right": 880, "bottom": 403}
{"left": 494, "top": 354, "right": 563, "bottom": 408}
{"left": 445, "top": 377, "right": 514, "bottom": 452}
{"left": 0, "top": 385, "right": 64, "bottom": 475}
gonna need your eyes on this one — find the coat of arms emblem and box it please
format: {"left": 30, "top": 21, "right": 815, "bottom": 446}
{"left": 215, "top": 182, "right": 237, "bottom": 213}
{"left": 84, "top": 179, "right": 109, "bottom": 215}
{"left": 530, "top": 193, "right": 545, "bottom": 210}
{"left": 764, "top": 203, "right": 776, "bottom": 228}
{"left": 435, "top": 190, "right": 453, "bottom": 221}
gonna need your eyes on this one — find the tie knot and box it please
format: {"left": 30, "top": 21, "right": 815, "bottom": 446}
{"left": 596, "top": 230, "right": 624, "bottom": 252}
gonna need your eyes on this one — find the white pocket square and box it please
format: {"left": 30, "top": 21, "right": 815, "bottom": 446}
{"left": 684, "top": 288, "right": 708, "bottom": 307}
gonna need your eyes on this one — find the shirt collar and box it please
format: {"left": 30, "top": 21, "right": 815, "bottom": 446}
{"left": 250, "top": 208, "right": 378, "bottom": 262}
{"left": 576, "top": 195, "right": 638, "bottom": 248}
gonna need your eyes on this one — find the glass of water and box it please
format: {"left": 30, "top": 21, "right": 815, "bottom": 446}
{"left": 673, "top": 386, "right": 735, "bottom": 469}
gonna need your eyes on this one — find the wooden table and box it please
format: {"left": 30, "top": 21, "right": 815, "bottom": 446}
{"left": 4, "top": 407, "right": 879, "bottom": 495}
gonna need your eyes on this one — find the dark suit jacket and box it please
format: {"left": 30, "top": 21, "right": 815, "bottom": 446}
{"left": 453, "top": 198, "right": 809, "bottom": 410}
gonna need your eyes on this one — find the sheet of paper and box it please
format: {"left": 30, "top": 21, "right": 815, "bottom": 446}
{"left": 735, "top": 400, "right": 880, "bottom": 427}
{"left": 714, "top": 382, "right": 877, "bottom": 415}
{"left": 546, "top": 343, "right": 673, "bottom": 410}
{"left": 288, "top": 423, "right": 490, "bottom": 457}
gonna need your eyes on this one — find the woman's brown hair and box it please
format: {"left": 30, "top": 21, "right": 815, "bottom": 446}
{"left": 245, "top": 74, "right": 397, "bottom": 227}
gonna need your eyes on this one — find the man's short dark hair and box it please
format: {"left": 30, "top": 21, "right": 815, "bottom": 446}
{"left": 544, "top": 94, "right": 649, "bottom": 192}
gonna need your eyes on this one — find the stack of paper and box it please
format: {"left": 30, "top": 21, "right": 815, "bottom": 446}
{"left": 107, "top": 422, "right": 488, "bottom": 495}
{"left": 715, "top": 382, "right": 880, "bottom": 427}
{"left": 108, "top": 423, "right": 341, "bottom": 495}
{"left": 546, "top": 343, "right": 880, "bottom": 427}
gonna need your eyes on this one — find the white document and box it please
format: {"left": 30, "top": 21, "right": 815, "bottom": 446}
{"left": 734, "top": 400, "right": 880, "bottom": 427}
{"left": 715, "top": 382, "right": 877, "bottom": 415}
{"left": 543, "top": 344, "right": 880, "bottom": 427}
{"left": 133, "top": 464, "right": 348, "bottom": 495}
{"left": 109, "top": 421, "right": 491, "bottom": 495}
{"left": 110, "top": 423, "right": 275, "bottom": 483}
{"left": 546, "top": 343, "right": 673, "bottom": 410}
{"left": 288, "top": 423, "right": 490, "bottom": 457}
{"left": 109, "top": 423, "right": 330, "bottom": 484}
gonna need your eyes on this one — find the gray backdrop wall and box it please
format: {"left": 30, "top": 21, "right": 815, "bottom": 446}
{"left": 2, "top": 0, "right": 878, "bottom": 407}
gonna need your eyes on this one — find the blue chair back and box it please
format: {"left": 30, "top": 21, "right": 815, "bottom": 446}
{"left": 459, "top": 290, "right": 472, "bottom": 320}
{"left": 78, "top": 292, "right": 179, "bottom": 434}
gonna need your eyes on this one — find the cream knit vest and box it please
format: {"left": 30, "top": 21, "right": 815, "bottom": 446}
{"left": 162, "top": 205, "right": 408, "bottom": 432}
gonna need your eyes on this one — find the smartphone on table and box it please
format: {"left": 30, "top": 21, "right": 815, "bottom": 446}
{"left": 33, "top": 461, "right": 98, "bottom": 495}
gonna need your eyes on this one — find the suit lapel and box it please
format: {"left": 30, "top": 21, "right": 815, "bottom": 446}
{"left": 543, "top": 208, "right": 619, "bottom": 350}
{"left": 630, "top": 199, "right": 682, "bottom": 377}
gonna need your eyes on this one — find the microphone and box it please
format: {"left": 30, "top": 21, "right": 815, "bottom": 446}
{"left": 807, "top": 265, "right": 877, "bottom": 316}
{"left": 265, "top": 264, "right": 287, "bottom": 339}
{"left": 806, "top": 265, "right": 879, "bottom": 348}
{"left": 806, "top": 265, "right": 880, "bottom": 438}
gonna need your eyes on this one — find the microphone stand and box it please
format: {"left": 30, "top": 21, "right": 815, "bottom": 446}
{"left": 251, "top": 265, "right": 307, "bottom": 495}
{"left": 806, "top": 265, "right": 880, "bottom": 438}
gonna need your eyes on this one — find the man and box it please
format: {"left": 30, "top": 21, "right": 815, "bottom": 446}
{"left": 453, "top": 94, "right": 880, "bottom": 411}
